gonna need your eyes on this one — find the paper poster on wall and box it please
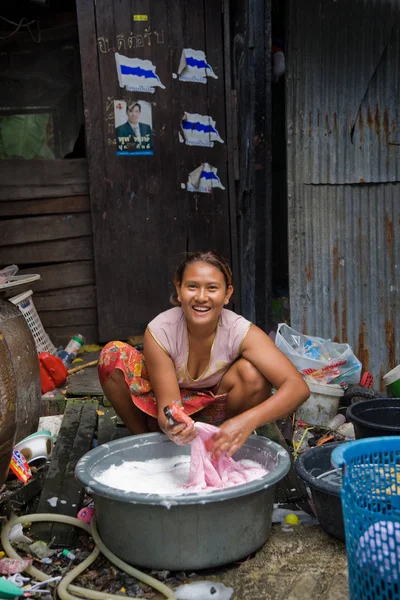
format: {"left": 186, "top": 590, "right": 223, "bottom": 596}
{"left": 184, "top": 163, "right": 225, "bottom": 193}
{"left": 115, "top": 53, "right": 165, "bottom": 93}
{"left": 179, "top": 113, "right": 224, "bottom": 148}
{"left": 115, "top": 100, "right": 153, "bottom": 156}
{"left": 174, "top": 49, "right": 217, "bottom": 83}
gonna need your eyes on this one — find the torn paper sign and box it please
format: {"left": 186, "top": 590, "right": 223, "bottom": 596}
{"left": 115, "top": 53, "right": 165, "bottom": 93}
{"left": 177, "top": 49, "right": 217, "bottom": 83}
{"left": 186, "top": 163, "right": 225, "bottom": 193}
{"left": 180, "top": 113, "right": 224, "bottom": 147}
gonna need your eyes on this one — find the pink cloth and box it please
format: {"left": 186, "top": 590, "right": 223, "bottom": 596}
{"left": 187, "top": 423, "right": 267, "bottom": 490}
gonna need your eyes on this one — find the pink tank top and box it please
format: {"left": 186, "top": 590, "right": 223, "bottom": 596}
{"left": 147, "top": 307, "right": 252, "bottom": 390}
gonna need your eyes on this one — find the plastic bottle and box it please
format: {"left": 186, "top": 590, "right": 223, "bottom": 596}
{"left": 58, "top": 334, "right": 85, "bottom": 368}
{"left": 61, "top": 549, "right": 76, "bottom": 561}
{"left": 327, "top": 413, "right": 346, "bottom": 431}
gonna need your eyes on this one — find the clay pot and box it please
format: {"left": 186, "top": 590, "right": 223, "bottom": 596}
{"left": 0, "top": 299, "right": 41, "bottom": 443}
{"left": 0, "top": 324, "right": 16, "bottom": 486}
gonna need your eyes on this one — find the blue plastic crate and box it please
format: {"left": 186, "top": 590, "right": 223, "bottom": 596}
{"left": 332, "top": 438, "right": 400, "bottom": 600}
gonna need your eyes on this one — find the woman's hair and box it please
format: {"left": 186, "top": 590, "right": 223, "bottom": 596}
{"left": 170, "top": 251, "right": 233, "bottom": 306}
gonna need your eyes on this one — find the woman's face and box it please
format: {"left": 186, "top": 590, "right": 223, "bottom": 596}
{"left": 176, "top": 261, "right": 233, "bottom": 327}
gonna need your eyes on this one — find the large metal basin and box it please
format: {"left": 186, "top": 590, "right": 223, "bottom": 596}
{"left": 75, "top": 433, "right": 290, "bottom": 570}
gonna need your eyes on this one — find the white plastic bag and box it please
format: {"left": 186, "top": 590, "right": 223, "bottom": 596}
{"left": 275, "top": 323, "right": 362, "bottom": 386}
{"left": 0, "top": 264, "right": 18, "bottom": 284}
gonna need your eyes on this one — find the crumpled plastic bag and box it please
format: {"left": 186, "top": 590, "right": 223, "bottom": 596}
{"left": 275, "top": 323, "right": 362, "bottom": 386}
{"left": 0, "top": 265, "right": 18, "bottom": 284}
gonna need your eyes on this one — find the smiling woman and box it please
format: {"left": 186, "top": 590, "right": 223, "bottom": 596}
{"left": 98, "top": 251, "right": 309, "bottom": 456}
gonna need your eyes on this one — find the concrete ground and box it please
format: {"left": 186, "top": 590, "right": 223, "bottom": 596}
{"left": 181, "top": 524, "right": 348, "bottom": 600}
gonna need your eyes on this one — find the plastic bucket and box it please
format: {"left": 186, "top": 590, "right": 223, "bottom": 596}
{"left": 295, "top": 442, "right": 345, "bottom": 541}
{"left": 75, "top": 433, "right": 291, "bottom": 570}
{"left": 346, "top": 398, "right": 400, "bottom": 439}
{"left": 383, "top": 365, "right": 400, "bottom": 397}
{"left": 295, "top": 382, "right": 344, "bottom": 426}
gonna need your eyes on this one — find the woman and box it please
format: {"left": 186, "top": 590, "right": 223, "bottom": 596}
{"left": 98, "top": 251, "right": 309, "bottom": 457}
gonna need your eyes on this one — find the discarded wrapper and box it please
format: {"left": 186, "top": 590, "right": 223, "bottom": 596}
{"left": 9, "top": 449, "right": 32, "bottom": 484}
{"left": 0, "top": 557, "right": 33, "bottom": 575}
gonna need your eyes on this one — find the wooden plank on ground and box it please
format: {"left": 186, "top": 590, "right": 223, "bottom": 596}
{"left": 40, "top": 307, "right": 97, "bottom": 328}
{"left": 19, "top": 262, "right": 94, "bottom": 292}
{"left": 0, "top": 159, "right": 88, "bottom": 187}
{"left": 34, "top": 286, "right": 97, "bottom": 311}
{"left": 0, "top": 237, "right": 93, "bottom": 264}
{"left": 66, "top": 351, "right": 103, "bottom": 396}
{"left": 97, "top": 407, "right": 131, "bottom": 446}
{"left": 32, "top": 399, "right": 98, "bottom": 545}
{"left": 0, "top": 184, "right": 88, "bottom": 201}
{"left": 47, "top": 324, "right": 98, "bottom": 347}
{"left": 0, "top": 195, "right": 90, "bottom": 216}
{"left": 0, "top": 214, "right": 92, "bottom": 246}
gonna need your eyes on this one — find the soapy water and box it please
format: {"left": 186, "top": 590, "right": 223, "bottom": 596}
{"left": 94, "top": 455, "right": 266, "bottom": 497}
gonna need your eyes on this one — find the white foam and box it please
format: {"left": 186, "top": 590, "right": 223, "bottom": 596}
{"left": 94, "top": 455, "right": 265, "bottom": 497}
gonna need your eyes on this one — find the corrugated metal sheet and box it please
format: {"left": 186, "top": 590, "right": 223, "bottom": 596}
{"left": 288, "top": 0, "right": 400, "bottom": 184}
{"left": 287, "top": 0, "right": 400, "bottom": 388}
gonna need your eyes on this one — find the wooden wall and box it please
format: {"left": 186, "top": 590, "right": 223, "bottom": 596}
{"left": 0, "top": 159, "right": 98, "bottom": 347}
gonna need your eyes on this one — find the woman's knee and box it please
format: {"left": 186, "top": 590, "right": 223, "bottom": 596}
{"left": 236, "top": 359, "right": 269, "bottom": 395}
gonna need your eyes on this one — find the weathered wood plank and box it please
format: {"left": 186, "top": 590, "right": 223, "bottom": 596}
{"left": 0, "top": 237, "right": 93, "bottom": 264}
{"left": 19, "top": 262, "right": 94, "bottom": 292}
{"left": 0, "top": 214, "right": 92, "bottom": 246}
{"left": 34, "top": 286, "right": 97, "bottom": 311}
{"left": 0, "top": 196, "right": 90, "bottom": 217}
{"left": 40, "top": 307, "right": 97, "bottom": 328}
{"left": 0, "top": 184, "right": 88, "bottom": 201}
{"left": 47, "top": 324, "right": 98, "bottom": 347}
{"left": 97, "top": 407, "right": 131, "bottom": 446}
{"left": 32, "top": 399, "right": 98, "bottom": 545}
{"left": 32, "top": 400, "right": 85, "bottom": 541}
{"left": 51, "top": 400, "right": 98, "bottom": 545}
{"left": 0, "top": 159, "right": 88, "bottom": 187}
{"left": 66, "top": 359, "right": 103, "bottom": 396}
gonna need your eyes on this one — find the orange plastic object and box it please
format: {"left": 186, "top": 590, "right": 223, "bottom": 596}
{"left": 316, "top": 434, "right": 335, "bottom": 446}
{"left": 38, "top": 353, "right": 68, "bottom": 394}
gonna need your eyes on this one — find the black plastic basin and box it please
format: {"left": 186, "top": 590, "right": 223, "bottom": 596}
{"left": 346, "top": 398, "right": 400, "bottom": 439}
{"left": 295, "top": 442, "right": 345, "bottom": 541}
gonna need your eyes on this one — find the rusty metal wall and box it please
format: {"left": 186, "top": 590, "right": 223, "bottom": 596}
{"left": 288, "top": 0, "right": 400, "bottom": 184}
{"left": 287, "top": 0, "right": 400, "bottom": 388}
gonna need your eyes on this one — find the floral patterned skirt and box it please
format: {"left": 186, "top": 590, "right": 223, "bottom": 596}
{"left": 98, "top": 341, "right": 228, "bottom": 425}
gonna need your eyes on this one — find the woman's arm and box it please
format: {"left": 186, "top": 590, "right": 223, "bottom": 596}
{"left": 212, "top": 325, "right": 309, "bottom": 456}
{"left": 143, "top": 328, "right": 196, "bottom": 444}
{"left": 240, "top": 325, "right": 310, "bottom": 425}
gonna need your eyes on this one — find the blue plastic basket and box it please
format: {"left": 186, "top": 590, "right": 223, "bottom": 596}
{"left": 332, "top": 438, "right": 400, "bottom": 600}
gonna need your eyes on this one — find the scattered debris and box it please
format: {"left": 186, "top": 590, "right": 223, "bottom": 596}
{"left": 28, "top": 541, "right": 55, "bottom": 559}
{"left": 8, "top": 525, "right": 32, "bottom": 545}
{"left": 174, "top": 581, "right": 234, "bottom": 599}
{"left": 0, "top": 558, "right": 33, "bottom": 575}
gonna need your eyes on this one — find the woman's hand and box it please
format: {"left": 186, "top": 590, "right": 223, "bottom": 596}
{"left": 211, "top": 413, "right": 255, "bottom": 457}
{"left": 158, "top": 415, "right": 197, "bottom": 445}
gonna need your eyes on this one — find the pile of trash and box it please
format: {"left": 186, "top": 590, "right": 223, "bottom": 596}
{"left": 274, "top": 323, "right": 375, "bottom": 456}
